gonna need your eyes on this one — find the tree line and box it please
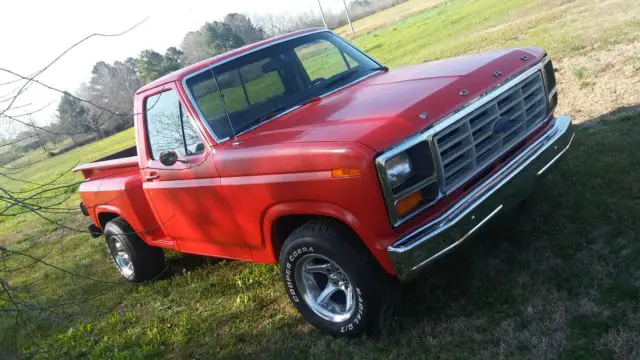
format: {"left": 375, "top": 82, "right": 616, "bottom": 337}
{"left": 54, "top": 13, "right": 264, "bottom": 147}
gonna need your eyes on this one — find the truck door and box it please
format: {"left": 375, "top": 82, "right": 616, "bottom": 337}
{"left": 138, "top": 84, "right": 250, "bottom": 261}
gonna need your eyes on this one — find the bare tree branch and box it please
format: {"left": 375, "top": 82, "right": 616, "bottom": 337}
{"left": 0, "top": 136, "right": 36, "bottom": 148}
{"left": 0, "top": 17, "right": 149, "bottom": 117}
{"left": 2, "top": 102, "right": 54, "bottom": 118}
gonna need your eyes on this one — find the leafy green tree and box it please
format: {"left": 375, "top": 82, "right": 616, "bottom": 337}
{"left": 163, "top": 47, "right": 184, "bottom": 74}
{"left": 136, "top": 50, "right": 165, "bottom": 85}
{"left": 74, "top": 59, "right": 140, "bottom": 136}
{"left": 180, "top": 21, "right": 245, "bottom": 65}
{"left": 223, "top": 13, "right": 265, "bottom": 44}
{"left": 135, "top": 48, "right": 184, "bottom": 84}
{"left": 56, "top": 92, "right": 90, "bottom": 144}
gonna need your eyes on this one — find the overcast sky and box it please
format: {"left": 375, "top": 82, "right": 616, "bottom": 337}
{"left": 0, "top": 0, "right": 347, "bottom": 134}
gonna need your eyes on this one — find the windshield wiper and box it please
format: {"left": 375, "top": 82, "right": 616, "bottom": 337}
{"left": 369, "top": 65, "right": 389, "bottom": 72}
{"left": 253, "top": 105, "right": 292, "bottom": 124}
{"left": 323, "top": 69, "right": 360, "bottom": 89}
{"left": 251, "top": 96, "right": 320, "bottom": 127}
{"left": 299, "top": 95, "right": 321, "bottom": 107}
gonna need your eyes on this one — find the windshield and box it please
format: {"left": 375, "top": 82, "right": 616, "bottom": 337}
{"left": 184, "top": 31, "right": 381, "bottom": 141}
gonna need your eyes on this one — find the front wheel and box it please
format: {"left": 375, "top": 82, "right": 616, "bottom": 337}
{"left": 279, "top": 220, "right": 390, "bottom": 338}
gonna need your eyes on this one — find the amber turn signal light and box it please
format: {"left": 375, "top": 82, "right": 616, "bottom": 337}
{"left": 331, "top": 168, "right": 361, "bottom": 178}
{"left": 395, "top": 191, "right": 423, "bottom": 216}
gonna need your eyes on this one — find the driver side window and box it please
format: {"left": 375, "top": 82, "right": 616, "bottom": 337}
{"left": 145, "top": 90, "right": 204, "bottom": 160}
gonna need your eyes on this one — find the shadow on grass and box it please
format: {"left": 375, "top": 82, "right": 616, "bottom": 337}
{"left": 579, "top": 104, "right": 640, "bottom": 127}
{"left": 163, "top": 252, "right": 223, "bottom": 278}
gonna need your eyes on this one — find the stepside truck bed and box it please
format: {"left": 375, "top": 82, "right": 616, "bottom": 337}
{"left": 73, "top": 146, "right": 162, "bottom": 243}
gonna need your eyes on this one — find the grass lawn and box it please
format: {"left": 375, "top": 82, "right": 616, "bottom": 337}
{"left": 2, "top": 0, "right": 640, "bottom": 358}
{"left": 0, "top": 129, "right": 135, "bottom": 191}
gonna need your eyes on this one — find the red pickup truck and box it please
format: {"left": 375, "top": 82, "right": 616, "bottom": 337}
{"left": 74, "top": 28, "right": 573, "bottom": 337}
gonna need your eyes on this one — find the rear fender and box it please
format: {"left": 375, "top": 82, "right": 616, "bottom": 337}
{"left": 93, "top": 205, "right": 123, "bottom": 229}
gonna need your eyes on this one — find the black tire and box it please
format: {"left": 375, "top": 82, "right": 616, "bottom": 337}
{"left": 279, "top": 219, "right": 391, "bottom": 338}
{"left": 104, "top": 217, "right": 165, "bottom": 283}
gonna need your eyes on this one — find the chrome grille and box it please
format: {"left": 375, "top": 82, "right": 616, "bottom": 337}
{"left": 434, "top": 72, "right": 548, "bottom": 191}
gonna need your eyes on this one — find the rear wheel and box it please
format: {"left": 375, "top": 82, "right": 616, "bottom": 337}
{"left": 279, "top": 220, "right": 391, "bottom": 338}
{"left": 104, "top": 217, "right": 165, "bottom": 282}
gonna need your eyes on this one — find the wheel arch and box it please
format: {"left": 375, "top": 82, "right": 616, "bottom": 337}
{"left": 263, "top": 202, "right": 397, "bottom": 275}
{"left": 263, "top": 202, "right": 376, "bottom": 263}
{"left": 95, "top": 206, "right": 123, "bottom": 230}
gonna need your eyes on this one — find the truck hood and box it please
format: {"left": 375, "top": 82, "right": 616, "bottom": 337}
{"left": 234, "top": 47, "right": 545, "bottom": 153}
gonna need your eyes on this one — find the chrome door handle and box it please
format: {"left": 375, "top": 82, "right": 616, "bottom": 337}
{"left": 145, "top": 173, "right": 160, "bottom": 181}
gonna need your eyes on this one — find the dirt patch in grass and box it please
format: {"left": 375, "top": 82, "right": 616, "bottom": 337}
{"left": 556, "top": 42, "right": 640, "bottom": 123}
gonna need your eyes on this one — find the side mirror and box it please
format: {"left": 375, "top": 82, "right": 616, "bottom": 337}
{"left": 159, "top": 150, "right": 179, "bottom": 166}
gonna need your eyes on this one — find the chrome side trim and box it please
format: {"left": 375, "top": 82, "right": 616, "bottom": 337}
{"left": 221, "top": 170, "right": 332, "bottom": 185}
{"left": 142, "top": 178, "right": 220, "bottom": 189}
{"left": 181, "top": 29, "right": 384, "bottom": 144}
{"left": 376, "top": 56, "right": 551, "bottom": 227}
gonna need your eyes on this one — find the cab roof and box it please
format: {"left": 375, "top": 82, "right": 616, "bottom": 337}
{"left": 136, "top": 28, "right": 328, "bottom": 94}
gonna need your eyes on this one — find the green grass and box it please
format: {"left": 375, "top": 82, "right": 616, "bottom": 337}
{"left": 349, "top": 0, "right": 640, "bottom": 67}
{"left": 4, "top": 115, "right": 639, "bottom": 359}
{"left": 2, "top": 0, "right": 640, "bottom": 358}
{"left": 0, "top": 129, "right": 135, "bottom": 191}
{"left": 0, "top": 129, "right": 135, "bottom": 234}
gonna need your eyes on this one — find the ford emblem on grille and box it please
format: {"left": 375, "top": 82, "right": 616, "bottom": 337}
{"left": 492, "top": 116, "right": 515, "bottom": 134}
{"left": 435, "top": 72, "right": 547, "bottom": 192}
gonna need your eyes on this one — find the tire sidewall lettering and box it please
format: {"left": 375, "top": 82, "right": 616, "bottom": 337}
{"left": 284, "top": 244, "right": 366, "bottom": 334}
{"left": 285, "top": 246, "right": 314, "bottom": 303}
{"left": 339, "top": 286, "right": 365, "bottom": 333}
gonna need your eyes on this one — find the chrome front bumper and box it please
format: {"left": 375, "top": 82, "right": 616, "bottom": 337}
{"left": 388, "top": 115, "right": 574, "bottom": 281}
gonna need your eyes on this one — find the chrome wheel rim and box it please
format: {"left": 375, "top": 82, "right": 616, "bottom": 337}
{"left": 294, "top": 254, "right": 356, "bottom": 323}
{"left": 109, "top": 238, "right": 134, "bottom": 279}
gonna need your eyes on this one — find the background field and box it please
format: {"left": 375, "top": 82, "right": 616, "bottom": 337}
{"left": 1, "top": 0, "right": 640, "bottom": 358}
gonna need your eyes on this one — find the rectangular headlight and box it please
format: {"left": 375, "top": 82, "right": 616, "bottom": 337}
{"left": 385, "top": 152, "right": 414, "bottom": 189}
{"left": 376, "top": 140, "right": 440, "bottom": 227}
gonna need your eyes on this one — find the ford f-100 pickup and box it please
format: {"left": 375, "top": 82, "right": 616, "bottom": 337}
{"left": 74, "top": 28, "right": 573, "bottom": 337}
